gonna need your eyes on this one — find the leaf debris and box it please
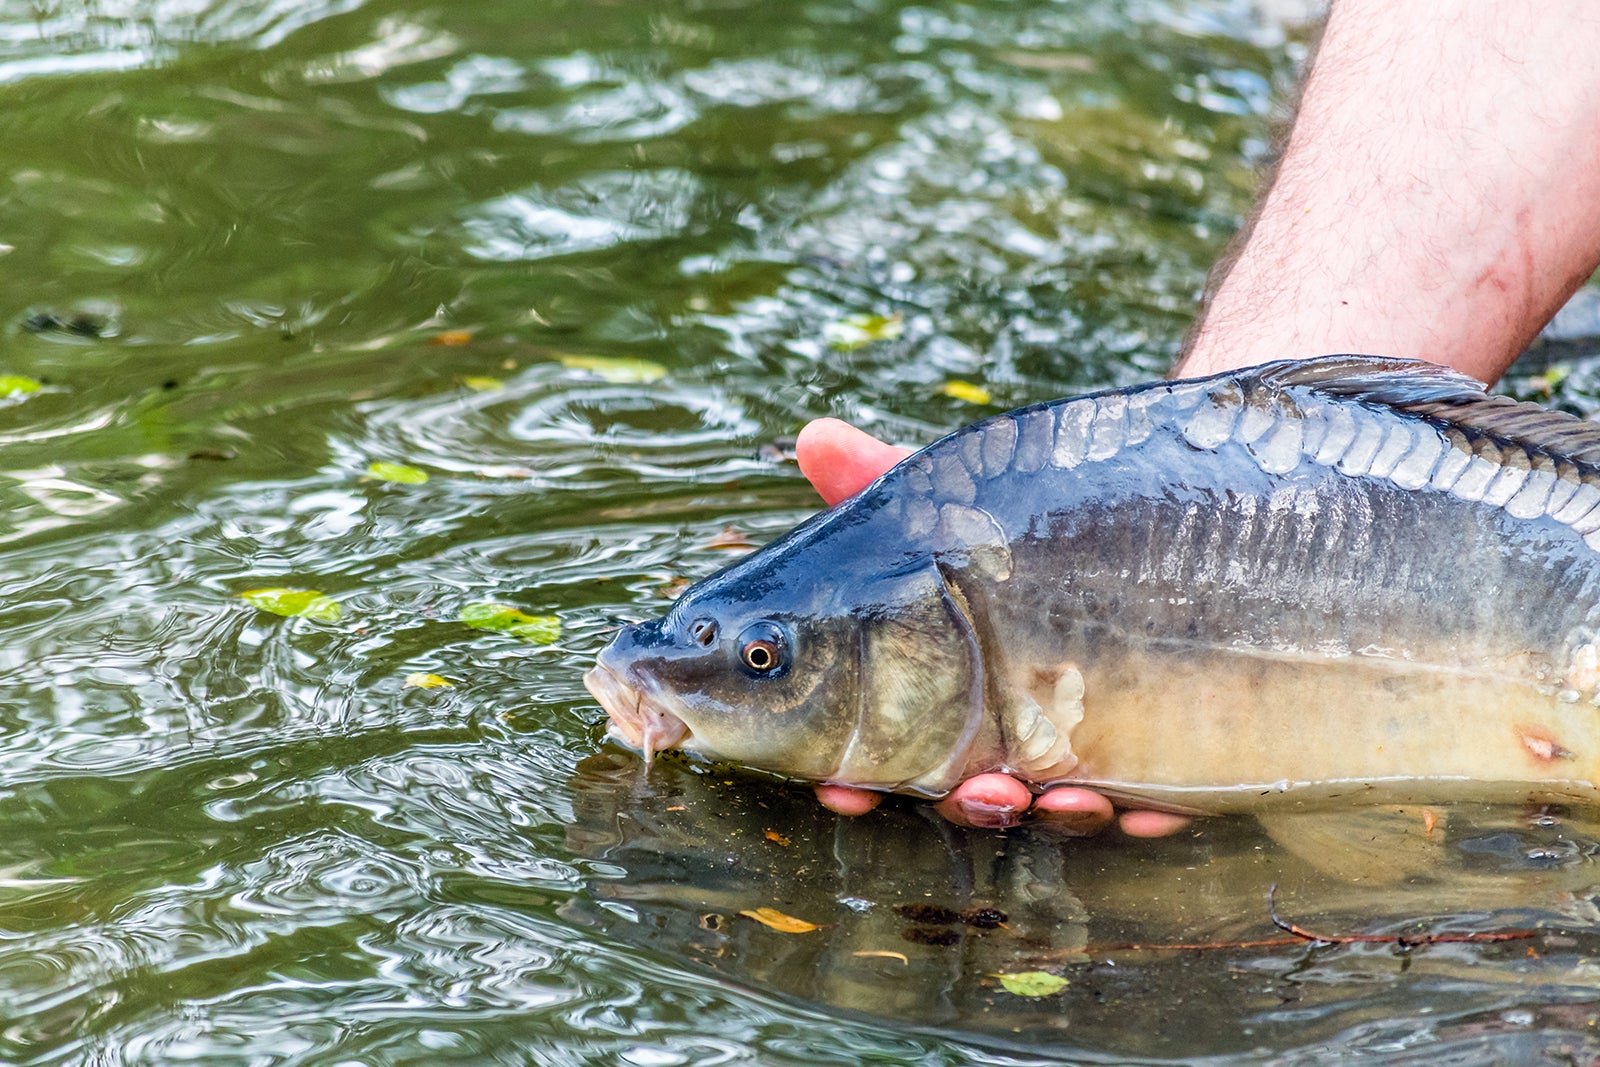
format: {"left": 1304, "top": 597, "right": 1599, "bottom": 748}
{"left": 992, "top": 971, "right": 1069, "bottom": 997}
{"left": 460, "top": 602, "right": 561, "bottom": 644}
{"left": 937, "top": 380, "right": 992, "bottom": 405}
{"left": 739, "top": 907, "right": 820, "bottom": 933}
{"left": 558, "top": 354, "right": 666, "bottom": 383}
{"left": 367, "top": 461, "right": 429, "bottom": 484}
{"left": 239, "top": 587, "right": 342, "bottom": 623}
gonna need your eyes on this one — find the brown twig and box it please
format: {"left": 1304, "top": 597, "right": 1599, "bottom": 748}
{"left": 1266, "top": 883, "right": 1537, "bottom": 947}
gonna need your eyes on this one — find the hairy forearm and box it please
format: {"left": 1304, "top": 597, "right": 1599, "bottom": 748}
{"left": 1176, "top": 0, "right": 1600, "bottom": 385}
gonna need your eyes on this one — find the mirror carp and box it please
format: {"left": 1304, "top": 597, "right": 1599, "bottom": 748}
{"left": 585, "top": 356, "right": 1600, "bottom": 813}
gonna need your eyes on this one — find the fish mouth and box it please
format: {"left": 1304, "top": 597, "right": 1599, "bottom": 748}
{"left": 583, "top": 663, "right": 689, "bottom": 765}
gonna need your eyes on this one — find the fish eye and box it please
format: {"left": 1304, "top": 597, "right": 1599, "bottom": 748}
{"left": 689, "top": 617, "right": 718, "bottom": 647}
{"left": 736, "top": 621, "right": 789, "bottom": 677}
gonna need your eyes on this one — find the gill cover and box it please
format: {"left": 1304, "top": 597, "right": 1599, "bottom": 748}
{"left": 836, "top": 562, "right": 987, "bottom": 794}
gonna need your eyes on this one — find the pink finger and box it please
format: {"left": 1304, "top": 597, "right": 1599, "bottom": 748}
{"left": 934, "top": 772, "right": 1031, "bottom": 829}
{"left": 815, "top": 783, "right": 883, "bottom": 816}
{"left": 1031, "top": 787, "right": 1115, "bottom": 837}
{"left": 1118, "top": 810, "right": 1192, "bottom": 838}
{"left": 795, "top": 418, "right": 913, "bottom": 506}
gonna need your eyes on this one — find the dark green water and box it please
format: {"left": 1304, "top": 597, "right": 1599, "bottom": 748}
{"left": 5, "top": 2, "right": 1600, "bottom": 1063}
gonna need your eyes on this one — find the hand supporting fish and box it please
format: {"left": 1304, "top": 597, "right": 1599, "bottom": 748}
{"left": 793, "top": 417, "right": 1190, "bottom": 837}
{"left": 587, "top": 358, "right": 1600, "bottom": 822}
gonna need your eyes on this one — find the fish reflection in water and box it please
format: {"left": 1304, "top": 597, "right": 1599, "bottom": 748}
{"left": 562, "top": 753, "right": 1600, "bottom": 1057}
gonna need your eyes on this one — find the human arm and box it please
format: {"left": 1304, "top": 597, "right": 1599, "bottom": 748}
{"left": 1177, "top": 0, "right": 1600, "bottom": 383}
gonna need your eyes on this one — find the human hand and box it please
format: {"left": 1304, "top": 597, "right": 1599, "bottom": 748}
{"left": 793, "top": 417, "right": 1189, "bottom": 837}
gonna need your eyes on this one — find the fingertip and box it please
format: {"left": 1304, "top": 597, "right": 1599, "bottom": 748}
{"left": 1118, "top": 810, "right": 1192, "bottom": 838}
{"left": 815, "top": 783, "right": 883, "bottom": 816}
{"left": 1031, "top": 787, "right": 1115, "bottom": 837}
{"left": 794, "top": 418, "right": 912, "bottom": 506}
{"left": 935, "top": 773, "right": 1031, "bottom": 828}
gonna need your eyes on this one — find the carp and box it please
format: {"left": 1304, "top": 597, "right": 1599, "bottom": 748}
{"left": 584, "top": 356, "right": 1600, "bottom": 813}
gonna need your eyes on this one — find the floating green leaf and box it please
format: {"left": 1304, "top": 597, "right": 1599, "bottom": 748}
{"left": 404, "top": 672, "right": 452, "bottom": 689}
{"left": 462, "top": 375, "right": 504, "bottom": 392}
{"left": 0, "top": 375, "right": 42, "bottom": 397}
{"left": 825, "top": 313, "right": 904, "bottom": 352}
{"left": 937, "top": 380, "right": 992, "bottom": 405}
{"left": 558, "top": 354, "right": 666, "bottom": 384}
{"left": 367, "top": 461, "right": 429, "bottom": 484}
{"left": 460, "top": 602, "right": 561, "bottom": 644}
{"left": 239, "top": 587, "right": 342, "bottom": 623}
{"left": 993, "top": 971, "right": 1069, "bottom": 997}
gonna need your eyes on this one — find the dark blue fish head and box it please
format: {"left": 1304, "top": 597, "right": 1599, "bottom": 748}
{"left": 585, "top": 490, "right": 988, "bottom": 796}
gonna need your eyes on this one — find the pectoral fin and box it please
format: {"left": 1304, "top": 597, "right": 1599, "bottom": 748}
{"left": 1000, "top": 663, "right": 1085, "bottom": 781}
{"left": 1257, "top": 807, "right": 1449, "bottom": 884}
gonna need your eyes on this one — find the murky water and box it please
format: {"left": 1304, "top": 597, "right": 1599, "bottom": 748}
{"left": 4, "top": 1, "right": 1600, "bottom": 1063}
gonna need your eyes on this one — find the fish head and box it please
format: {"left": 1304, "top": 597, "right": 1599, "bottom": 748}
{"left": 585, "top": 531, "right": 986, "bottom": 797}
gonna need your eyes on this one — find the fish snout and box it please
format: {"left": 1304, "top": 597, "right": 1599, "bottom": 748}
{"left": 583, "top": 654, "right": 689, "bottom": 764}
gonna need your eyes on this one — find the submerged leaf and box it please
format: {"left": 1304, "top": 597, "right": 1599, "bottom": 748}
{"left": 740, "top": 907, "right": 820, "bottom": 933}
{"left": 558, "top": 354, "right": 666, "bottom": 384}
{"left": 460, "top": 602, "right": 561, "bottom": 644}
{"left": 367, "top": 461, "right": 429, "bottom": 484}
{"left": 404, "top": 672, "right": 452, "bottom": 689}
{"left": 993, "top": 971, "right": 1069, "bottom": 997}
{"left": 825, "top": 312, "right": 904, "bottom": 352}
{"left": 462, "top": 375, "right": 504, "bottom": 392}
{"left": 430, "top": 329, "right": 475, "bottom": 347}
{"left": 937, "top": 380, "right": 992, "bottom": 405}
{"left": 703, "top": 525, "right": 757, "bottom": 551}
{"left": 0, "top": 375, "right": 42, "bottom": 397}
{"left": 239, "top": 587, "right": 342, "bottom": 623}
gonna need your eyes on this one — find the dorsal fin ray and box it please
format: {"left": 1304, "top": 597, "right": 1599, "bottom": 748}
{"left": 1251, "top": 354, "right": 1600, "bottom": 470}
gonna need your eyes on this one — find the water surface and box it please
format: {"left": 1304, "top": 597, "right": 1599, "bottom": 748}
{"left": 2, "top": 1, "right": 1599, "bottom": 1063}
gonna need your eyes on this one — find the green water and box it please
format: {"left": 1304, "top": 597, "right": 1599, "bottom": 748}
{"left": 4, "top": 2, "right": 1600, "bottom": 1063}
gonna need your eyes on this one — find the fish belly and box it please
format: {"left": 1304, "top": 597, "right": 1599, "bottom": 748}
{"left": 1061, "top": 647, "right": 1600, "bottom": 812}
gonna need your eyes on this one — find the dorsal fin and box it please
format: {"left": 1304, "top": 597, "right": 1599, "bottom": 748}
{"left": 1252, "top": 354, "right": 1600, "bottom": 468}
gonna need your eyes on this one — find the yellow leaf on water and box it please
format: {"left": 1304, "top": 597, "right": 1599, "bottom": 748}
{"left": 0, "top": 375, "right": 42, "bottom": 398}
{"left": 993, "top": 971, "right": 1069, "bottom": 997}
{"left": 404, "top": 672, "right": 452, "bottom": 689}
{"left": 462, "top": 375, "right": 504, "bottom": 392}
{"left": 367, "top": 461, "right": 429, "bottom": 485}
{"left": 825, "top": 312, "right": 904, "bottom": 352}
{"left": 739, "top": 907, "right": 820, "bottom": 933}
{"left": 430, "top": 329, "right": 475, "bottom": 347}
{"left": 937, "top": 380, "right": 992, "bottom": 405}
{"left": 558, "top": 354, "right": 666, "bottom": 383}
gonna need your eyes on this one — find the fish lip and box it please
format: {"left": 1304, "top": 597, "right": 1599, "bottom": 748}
{"left": 583, "top": 662, "right": 689, "bottom": 763}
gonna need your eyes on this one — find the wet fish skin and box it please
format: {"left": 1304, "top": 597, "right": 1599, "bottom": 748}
{"left": 586, "top": 356, "right": 1600, "bottom": 811}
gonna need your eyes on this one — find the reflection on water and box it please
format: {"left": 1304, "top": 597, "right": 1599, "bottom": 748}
{"left": 0, "top": 0, "right": 1598, "bottom": 1062}
{"left": 567, "top": 753, "right": 1600, "bottom": 1061}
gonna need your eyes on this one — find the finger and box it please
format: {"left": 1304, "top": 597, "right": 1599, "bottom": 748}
{"left": 1030, "top": 787, "right": 1115, "bottom": 837}
{"left": 1118, "top": 810, "right": 1192, "bottom": 838}
{"left": 934, "top": 772, "right": 1031, "bottom": 829}
{"left": 795, "top": 418, "right": 913, "bottom": 506}
{"left": 815, "top": 783, "right": 883, "bottom": 816}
